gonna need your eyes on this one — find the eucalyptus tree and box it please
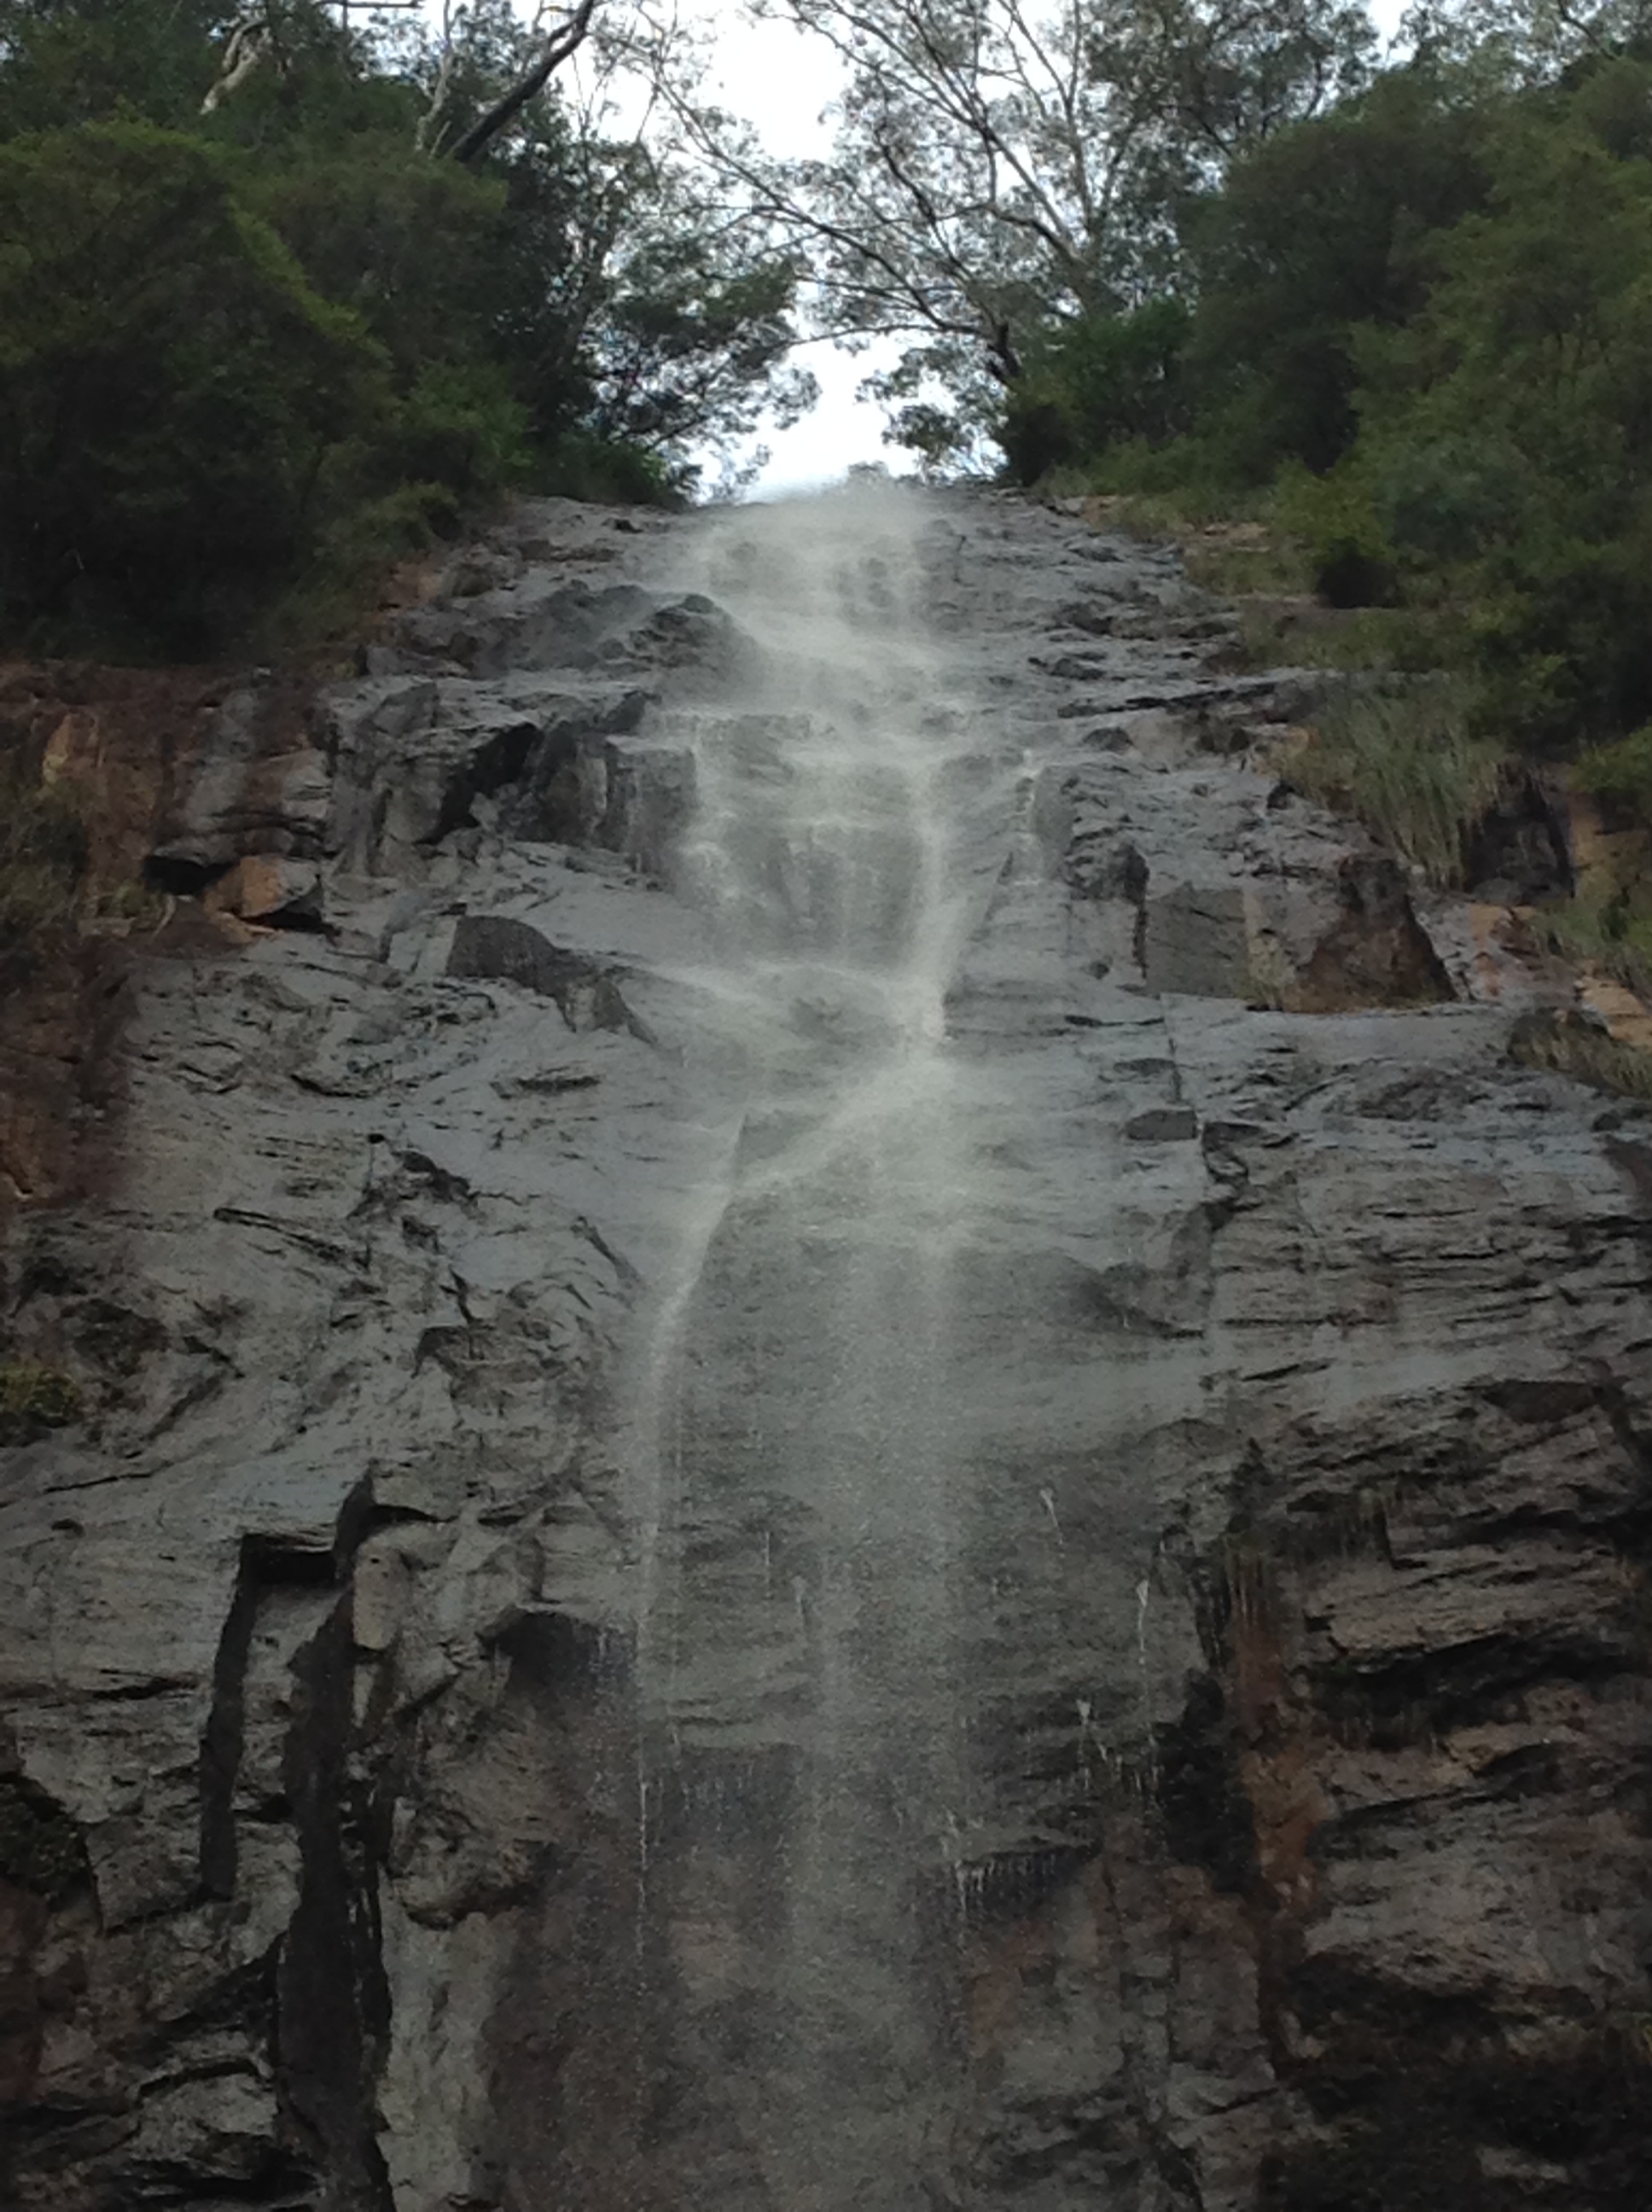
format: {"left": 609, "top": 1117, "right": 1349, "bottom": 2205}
{"left": 1397, "top": 0, "right": 1652, "bottom": 79}
{"left": 0, "top": 0, "right": 816, "bottom": 653}
{"left": 404, "top": 0, "right": 816, "bottom": 478}
{"left": 658, "top": 0, "right": 1373, "bottom": 460}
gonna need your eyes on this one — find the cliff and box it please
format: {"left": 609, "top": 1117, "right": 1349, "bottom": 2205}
{"left": 1, "top": 488, "right": 1648, "bottom": 2212}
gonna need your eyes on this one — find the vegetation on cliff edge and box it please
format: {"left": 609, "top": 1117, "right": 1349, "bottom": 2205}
{"left": 0, "top": 0, "right": 813, "bottom": 660}
{"left": 983, "top": 22, "right": 1652, "bottom": 979}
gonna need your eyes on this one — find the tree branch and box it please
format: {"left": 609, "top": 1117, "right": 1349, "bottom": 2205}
{"left": 449, "top": 0, "right": 601, "bottom": 166}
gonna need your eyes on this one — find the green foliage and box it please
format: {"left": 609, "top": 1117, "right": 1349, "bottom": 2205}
{"left": 1331, "top": 62, "right": 1652, "bottom": 743}
{"left": 1274, "top": 459, "right": 1397, "bottom": 606}
{"left": 538, "top": 429, "right": 678, "bottom": 506}
{"left": 757, "top": 0, "right": 1374, "bottom": 466}
{"left": 994, "top": 67, "right": 1495, "bottom": 495}
{"left": 1288, "top": 684, "right": 1508, "bottom": 887}
{"left": 1573, "top": 725, "right": 1652, "bottom": 820}
{"left": 0, "top": 122, "right": 387, "bottom": 654}
{"left": 1001, "top": 300, "right": 1193, "bottom": 486}
{"left": 593, "top": 233, "right": 816, "bottom": 463}
{"left": 1509, "top": 1009, "right": 1652, "bottom": 1100}
{"left": 0, "top": 1358, "right": 81, "bottom": 1434}
{"left": 247, "top": 135, "right": 515, "bottom": 381}
{"left": 381, "top": 358, "right": 532, "bottom": 501}
{"left": 0, "top": 757, "right": 87, "bottom": 947}
{"left": 1003, "top": 27, "right": 1652, "bottom": 1029}
{"left": 0, "top": 0, "right": 233, "bottom": 137}
{"left": 1542, "top": 884, "right": 1652, "bottom": 997}
{"left": 0, "top": 3, "right": 811, "bottom": 657}
{"left": 1178, "top": 67, "right": 1492, "bottom": 481}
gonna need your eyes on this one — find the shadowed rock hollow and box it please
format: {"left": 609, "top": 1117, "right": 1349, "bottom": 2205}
{"left": 2, "top": 486, "right": 1649, "bottom": 2212}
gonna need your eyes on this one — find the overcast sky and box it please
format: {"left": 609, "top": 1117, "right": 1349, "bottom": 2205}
{"left": 637, "top": 5, "right": 905, "bottom": 492}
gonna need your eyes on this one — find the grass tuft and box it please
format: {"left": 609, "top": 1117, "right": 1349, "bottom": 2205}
{"left": 1288, "top": 684, "right": 1507, "bottom": 888}
{"left": 0, "top": 760, "right": 88, "bottom": 949}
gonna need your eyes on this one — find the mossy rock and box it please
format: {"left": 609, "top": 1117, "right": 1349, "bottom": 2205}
{"left": 1509, "top": 1010, "right": 1652, "bottom": 1103}
{"left": 0, "top": 1359, "right": 81, "bottom": 1444}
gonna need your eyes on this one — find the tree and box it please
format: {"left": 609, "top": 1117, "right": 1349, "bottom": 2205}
{"left": 407, "top": 0, "right": 816, "bottom": 485}
{"left": 0, "top": 0, "right": 824, "bottom": 660}
{"left": 590, "top": 178, "right": 818, "bottom": 457}
{"left": 448, "top": 0, "right": 599, "bottom": 162}
{"left": 1397, "top": 0, "right": 1652, "bottom": 84}
{"left": 0, "top": 0, "right": 239, "bottom": 134}
{"left": 1177, "top": 61, "right": 1492, "bottom": 477}
{"left": 659, "top": 0, "right": 1372, "bottom": 463}
{"left": 998, "top": 294, "right": 1193, "bottom": 480}
{"left": 1342, "top": 58, "right": 1652, "bottom": 739}
{"left": 0, "top": 122, "right": 386, "bottom": 651}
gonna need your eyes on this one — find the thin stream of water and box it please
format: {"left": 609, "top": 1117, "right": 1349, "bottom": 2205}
{"left": 628, "top": 485, "right": 998, "bottom": 2206}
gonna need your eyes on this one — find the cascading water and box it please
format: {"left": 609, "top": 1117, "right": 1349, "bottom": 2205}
{"left": 6, "top": 453, "right": 1637, "bottom": 2212}
{"left": 630, "top": 486, "right": 993, "bottom": 2208}
{"left": 611, "top": 483, "right": 1166, "bottom": 2209}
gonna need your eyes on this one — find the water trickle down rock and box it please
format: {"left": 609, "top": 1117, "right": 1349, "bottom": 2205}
{"left": 0, "top": 487, "right": 1649, "bottom": 2212}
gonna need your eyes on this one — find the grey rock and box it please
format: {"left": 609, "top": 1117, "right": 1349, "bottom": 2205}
{"left": 1143, "top": 881, "right": 1253, "bottom": 998}
{"left": 2, "top": 486, "right": 1647, "bottom": 2212}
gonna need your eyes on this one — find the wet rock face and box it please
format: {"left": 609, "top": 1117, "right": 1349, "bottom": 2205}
{"left": 0, "top": 490, "right": 1649, "bottom": 2211}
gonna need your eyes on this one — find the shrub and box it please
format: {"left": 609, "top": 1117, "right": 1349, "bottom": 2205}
{"left": 1509, "top": 1009, "right": 1652, "bottom": 1101}
{"left": 0, "top": 121, "right": 387, "bottom": 655}
{"left": 1178, "top": 67, "right": 1492, "bottom": 482}
{"left": 1290, "top": 684, "right": 1508, "bottom": 886}
{"left": 0, "top": 761, "right": 87, "bottom": 948}
{"left": 538, "top": 428, "right": 680, "bottom": 504}
{"left": 1275, "top": 461, "right": 1398, "bottom": 608}
{"left": 1572, "top": 725, "right": 1652, "bottom": 824}
{"left": 1000, "top": 299, "right": 1194, "bottom": 486}
{"left": 1541, "top": 882, "right": 1652, "bottom": 998}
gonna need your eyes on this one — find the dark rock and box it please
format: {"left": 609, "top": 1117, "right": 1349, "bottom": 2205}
{"left": 1144, "top": 882, "right": 1252, "bottom": 998}
{"left": 1464, "top": 776, "right": 1574, "bottom": 905}
{"left": 445, "top": 914, "right": 647, "bottom": 1036}
{"left": 1293, "top": 853, "right": 1454, "bottom": 1010}
{"left": 1126, "top": 1105, "right": 1199, "bottom": 1141}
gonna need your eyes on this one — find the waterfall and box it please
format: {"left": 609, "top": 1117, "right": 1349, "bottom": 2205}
{"left": 629, "top": 484, "right": 1004, "bottom": 2207}
{"left": 13, "top": 476, "right": 1640, "bottom": 2212}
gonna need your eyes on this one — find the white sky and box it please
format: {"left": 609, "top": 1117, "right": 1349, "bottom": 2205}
{"left": 654, "top": 8, "right": 906, "bottom": 492}
{"left": 407, "top": 0, "right": 1410, "bottom": 496}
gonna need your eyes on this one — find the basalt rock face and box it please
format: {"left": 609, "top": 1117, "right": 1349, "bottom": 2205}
{"left": 0, "top": 490, "right": 1649, "bottom": 2212}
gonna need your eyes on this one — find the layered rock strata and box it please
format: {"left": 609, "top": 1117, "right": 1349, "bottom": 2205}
{"left": 0, "top": 488, "right": 1648, "bottom": 2211}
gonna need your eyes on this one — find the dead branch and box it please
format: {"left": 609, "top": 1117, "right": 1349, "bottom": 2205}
{"left": 201, "top": 11, "right": 277, "bottom": 113}
{"left": 416, "top": 1, "right": 460, "bottom": 153}
{"left": 448, "top": 0, "right": 602, "bottom": 165}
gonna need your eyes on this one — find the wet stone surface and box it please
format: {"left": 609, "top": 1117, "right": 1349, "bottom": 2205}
{"left": 1, "top": 486, "right": 1649, "bottom": 2211}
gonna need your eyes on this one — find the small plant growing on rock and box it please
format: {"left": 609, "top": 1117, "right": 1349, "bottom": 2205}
{"left": 1573, "top": 725, "right": 1652, "bottom": 826}
{"left": 0, "top": 756, "right": 88, "bottom": 950}
{"left": 1290, "top": 682, "right": 1507, "bottom": 888}
{"left": 0, "top": 1359, "right": 81, "bottom": 1442}
{"left": 1509, "top": 1010, "right": 1652, "bottom": 1103}
{"left": 86, "top": 876, "right": 171, "bottom": 935}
